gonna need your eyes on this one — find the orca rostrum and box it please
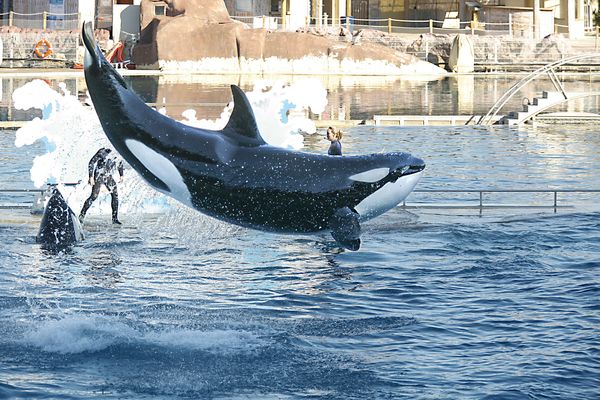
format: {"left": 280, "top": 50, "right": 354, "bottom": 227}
{"left": 36, "top": 188, "right": 84, "bottom": 251}
{"left": 81, "top": 22, "right": 425, "bottom": 250}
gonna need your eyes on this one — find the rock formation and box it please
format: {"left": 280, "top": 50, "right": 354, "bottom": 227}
{"left": 132, "top": 0, "right": 445, "bottom": 75}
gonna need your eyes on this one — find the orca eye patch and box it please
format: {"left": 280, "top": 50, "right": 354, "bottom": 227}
{"left": 349, "top": 168, "right": 390, "bottom": 183}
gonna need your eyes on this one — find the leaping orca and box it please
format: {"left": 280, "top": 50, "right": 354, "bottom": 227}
{"left": 36, "top": 187, "right": 84, "bottom": 251}
{"left": 81, "top": 22, "right": 424, "bottom": 250}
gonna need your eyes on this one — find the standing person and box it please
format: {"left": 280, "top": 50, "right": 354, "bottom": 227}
{"left": 79, "top": 148, "right": 124, "bottom": 224}
{"left": 326, "top": 126, "right": 343, "bottom": 156}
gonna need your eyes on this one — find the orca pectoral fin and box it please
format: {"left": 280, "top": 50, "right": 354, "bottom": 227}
{"left": 329, "top": 207, "right": 361, "bottom": 251}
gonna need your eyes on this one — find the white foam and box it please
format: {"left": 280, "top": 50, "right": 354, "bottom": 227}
{"left": 144, "top": 329, "right": 263, "bottom": 353}
{"left": 156, "top": 55, "right": 448, "bottom": 76}
{"left": 23, "top": 315, "right": 264, "bottom": 355}
{"left": 23, "top": 315, "right": 135, "bottom": 354}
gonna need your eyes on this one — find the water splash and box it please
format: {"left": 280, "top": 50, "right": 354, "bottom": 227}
{"left": 12, "top": 78, "right": 327, "bottom": 225}
{"left": 178, "top": 78, "right": 327, "bottom": 149}
{"left": 23, "top": 315, "right": 264, "bottom": 354}
{"left": 23, "top": 315, "right": 136, "bottom": 354}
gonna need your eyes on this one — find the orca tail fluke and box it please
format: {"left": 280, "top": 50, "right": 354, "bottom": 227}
{"left": 223, "top": 85, "right": 266, "bottom": 146}
{"left": 82, "top": 21, "right": 102, "bottom": 70}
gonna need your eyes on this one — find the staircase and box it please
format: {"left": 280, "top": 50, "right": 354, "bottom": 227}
{"left": 502, "top": 91, "right": 566, "bottom": 125}
{"left": 501, "top": 91, "right": 600, "bottom": 125}
{"left": 478, "top": 53, "right": 600, "bottom": 126}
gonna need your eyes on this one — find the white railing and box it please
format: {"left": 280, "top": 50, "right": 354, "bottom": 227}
{"left": 231, "top": 15, "right": 512, "bottom": 36}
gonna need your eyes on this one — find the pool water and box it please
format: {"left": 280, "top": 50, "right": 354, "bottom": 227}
{"left": 1, "top": 111, "right": 599, "bottom": 398}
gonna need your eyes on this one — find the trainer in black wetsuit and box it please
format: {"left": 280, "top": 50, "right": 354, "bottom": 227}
{"left": 79, "top": 148, "right": 124, "bottom": 224}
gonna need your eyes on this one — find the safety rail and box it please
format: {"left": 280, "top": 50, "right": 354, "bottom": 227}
{"left": 0, "top": 11, "right": 80, "bottom": 30}
{"left": 477, "top": 53, "right": 600, "bottom": 126}
{"left": 0, "top": 188, "right": 45, "bottom": 194}
{"left": 1, "top": 188, "right": 598, "bottom": 211}
{"left": 404, "top": 189, "right": 600, "bottom": 210}
{"left": 233, "top": 14, "right": 600, "bottom": 39}
{"left": 0, "top": 188, "right": 45, "bottom": 210}
{"left": 231, "top": 15, "right": 511, "bottom": 36}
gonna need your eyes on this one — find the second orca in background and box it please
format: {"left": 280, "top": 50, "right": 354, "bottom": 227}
{"left": 36, "top": 188, "right": 84, "bottom": 252}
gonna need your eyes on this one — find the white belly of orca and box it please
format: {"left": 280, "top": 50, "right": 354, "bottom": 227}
{"left": 125, "top": 139, "right": 193, "bottom": 207}
{"left": 355, "top": 171, "right": 423, "bottom": 221}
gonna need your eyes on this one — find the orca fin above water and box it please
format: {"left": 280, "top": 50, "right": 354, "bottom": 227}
{"left": 329, "top": 207, "right": 361, "bottom": 251}
{"left": 222, "top": 85, "right": 267, "bottom": 147}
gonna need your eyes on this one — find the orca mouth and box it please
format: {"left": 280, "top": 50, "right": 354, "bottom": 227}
{"left": 391, "top": 162, "right": 426, "bottom": 180}
{"left": 403, "top": 163, "right": 426, "bottom": 176}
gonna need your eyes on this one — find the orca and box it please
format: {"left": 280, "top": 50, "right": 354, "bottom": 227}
{"left": 36, "top": 187, "right": 84, "bottom": 251}
{"left": 81, "top": 22, "right": 425, "bottom": 250}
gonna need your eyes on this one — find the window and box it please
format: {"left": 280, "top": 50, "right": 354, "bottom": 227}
{"left": 155, "top": 5, "right": 166, "bottom": 16}
{"left": 237, "top": 0, "right": 252, "bottom": 13}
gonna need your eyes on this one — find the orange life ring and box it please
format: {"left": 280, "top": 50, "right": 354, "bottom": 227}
{"left": 34, "top": 38, "right": 53, "bottom": 59}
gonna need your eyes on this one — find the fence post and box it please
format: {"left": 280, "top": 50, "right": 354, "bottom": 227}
{"left": 471, "top": 20, "right": 475, "bottom": 35}
{"left": 429, "top": 19, "right": 433, "bottom": 34}
{"left": 508, "top": 13, "right": 512, "bottom": 37}
{"left": 494, "top": 41, "right": 498, "bottom": 63}
{"left": 262, "top": 15, "right": 266, "bottom": 29}
{"left": 43, "top": 11, "right": 47, "bottom": 30}
{"left": 596, "top": 26, "right": 599, "bottom": 51}
{"left": 324, "top": 13, "right": 328, "bottom": 28}
{"left": 388, "top": 18, "right": 392, "bottom": 34}
{"left": 8, "top": 10, "right": 13, "bottom": 27}
{"left": 281, "top": 0, "right": 287, "bottom": 31}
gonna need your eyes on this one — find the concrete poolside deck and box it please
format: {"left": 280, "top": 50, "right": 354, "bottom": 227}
{"left": 4, "top": 63, "right": 600, "bottom": 78}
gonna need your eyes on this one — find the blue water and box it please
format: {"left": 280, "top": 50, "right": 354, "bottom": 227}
{"left": 1, "top": 121, "right": 600, "bottom": 399}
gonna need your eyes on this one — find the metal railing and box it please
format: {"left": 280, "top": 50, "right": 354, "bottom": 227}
{"left": 404, "top": 189, "right": 600, "bottom": 210}
{"left": 1, "top": 188, "right": 598, "bottom": 211}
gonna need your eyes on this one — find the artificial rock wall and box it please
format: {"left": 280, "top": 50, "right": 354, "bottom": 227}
{"left": 132, "top": 0, "right": 445, "bottom": 75}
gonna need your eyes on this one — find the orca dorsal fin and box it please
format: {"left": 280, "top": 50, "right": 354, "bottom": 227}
{"left": 222, "top": 85, "right": 267, "bottom": 147}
